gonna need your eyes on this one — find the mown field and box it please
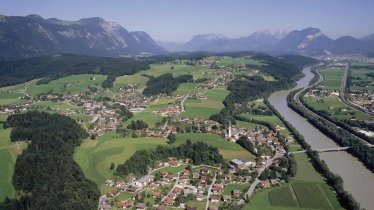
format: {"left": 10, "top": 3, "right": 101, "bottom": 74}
{"left": 175, "top": 133, "right": 255, "bottom": 161}
{"left": 0, "top": 125, "right": 28, "bottom": 202}
{"left": 73, "top": 132, "right": 168, "bottom": 193}
{"left": 216, "top": 57, "right": 265, "bottom": 67}
{"left": 319, "top": 68, "right": 344, "bottom": 90}
{"left": 180, "top": 88, "right": 229, "bottom": 119}
{"left": 243, "top": 153, "right": 342, "bottom": 210}
{"left": 239, "top": 113, "right": 291, "bottom": 136}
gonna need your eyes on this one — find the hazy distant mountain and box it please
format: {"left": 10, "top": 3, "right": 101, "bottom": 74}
{"left": 157, "top": 41, "right": 185, "bottom": 52}
{"left": 163, "top": 27, "right": 374, "bottom": 56}
{"left": 0, "top": 14, "right": 166, "bottom": 59}
{"left": 274, "top": 28, "right": 334, "bottom": 55}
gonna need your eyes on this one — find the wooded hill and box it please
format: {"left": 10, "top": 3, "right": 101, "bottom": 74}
{"left": 1, "top": 111, "right": 100, "bottom": 210}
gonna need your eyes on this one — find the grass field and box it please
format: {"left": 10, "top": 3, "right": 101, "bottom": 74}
{"left": 151, "top": 164, "right": 187, "bottom": 175}
{"left": 243, "top": 153, "right": 342, "bottom": 210}
{"left": 73, "top": 132, "right": 167, "bottom": 192}
{"left": 319, "top": 68, "right": 344, "bottom": 90}
{"left": 239, "top": 113, "right": 291, "bottom": 136}
{"left": 187, "top": 201, "right": 206, "bottom": 210}
{"left": 223, "top": 184, "right": 248, "bottom": 195}
{"left": 174, "top": 133, "right": 254, "bottom": 160}
{"left": 0, "top": 125, "right": 28, "bottom": 202}
{"left": 0, "top": 92, "right": 26, "bottom": 105}
{"left": 180, "top": 88, "right": 229, "bottom": 119}
{"left": 236, "top": 120, "right": 265, "bottom": 129}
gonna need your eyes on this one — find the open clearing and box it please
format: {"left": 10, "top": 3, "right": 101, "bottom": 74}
{"left": 0, "top": 125, "right": 28, "bottom": 202}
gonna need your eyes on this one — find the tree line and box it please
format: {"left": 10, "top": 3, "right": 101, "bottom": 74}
{"left": 0, "top": 54, "right": 152, "bottom": 88}
{"left": 1, "top": 111, "right": 100, "bottom": 210}
{"left": 142, "top": 73, "right": 193, "bottom": 96}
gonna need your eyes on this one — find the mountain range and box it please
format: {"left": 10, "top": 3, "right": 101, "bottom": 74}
{"left": 0, "top": 14, "right": 166, "bottom": 60}
{"left": 158, "top": 28, "right": 374, "bottom": 56}
{"left": 1, "top": 14, "right": 374, "bottom": 59}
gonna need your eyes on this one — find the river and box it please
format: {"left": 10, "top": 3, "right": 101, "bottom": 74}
{"left": 268, "top": 67, "right": 374, "bottom": 210}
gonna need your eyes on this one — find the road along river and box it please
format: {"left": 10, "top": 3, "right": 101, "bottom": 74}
{"left": 268, "top": 67, "right": 374, "bottom": 210}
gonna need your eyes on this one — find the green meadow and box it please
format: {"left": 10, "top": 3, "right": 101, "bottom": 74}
{"left": 0, "top": 125, "right": 28, "bottom": 202}
{"left": 73, "top": 132, "right": 167, "bottom": 192}
{"left": 180, "top": 88, "right": 229, "bottom": 119}
{"left": 349, "top": 66, "right": 374, "bottom": 91}
{"left": 319, "top": 68, "right": 344, "bottom": 90}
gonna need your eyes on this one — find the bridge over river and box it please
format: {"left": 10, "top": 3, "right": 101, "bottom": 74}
{"left": 290, "top": 144, "right": 373, "bottom": 154}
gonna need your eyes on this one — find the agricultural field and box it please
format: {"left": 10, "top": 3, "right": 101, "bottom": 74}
{"left": 180, "top": 88, "right": 229, "bottom": 119}
{"left": 174, "top": 133, "right": 255, "bottom": 160}
{"left": 243, "top": 153, "right": 342, "bottom": 210}
{"left": 73, "top": 132, "right": 167, "bottom": 192}
{"left": 0, "top": 125, "right": 28, "bottom": 202}
{"left": 0, "top": 92, "right": 27, "bottom": 105}
{"left": 319, "top": 67, "right": 344, "bottom": 90}
{"left": 349, "top": 65, "right": 374, "bottom": 91}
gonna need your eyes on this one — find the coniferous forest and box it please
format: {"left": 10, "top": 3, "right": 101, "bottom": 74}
{"left": 1, "top": 111, "right": 100, "bottom": 210}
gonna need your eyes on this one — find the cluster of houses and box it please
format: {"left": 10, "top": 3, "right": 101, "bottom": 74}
{"left": 225, "top": 123, "right": 288, "bottom": 155}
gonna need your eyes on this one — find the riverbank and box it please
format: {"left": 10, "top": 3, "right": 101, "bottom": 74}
{"left": 268, "top": 66, "right": 374, "bottom": 210}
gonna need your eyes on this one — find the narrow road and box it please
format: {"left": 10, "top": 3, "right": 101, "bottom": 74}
{"left": 205, "top": 172, "right": 217, "bottom": 210}
{"left": 161, "top": 172, "right": 181, "bottom": 202}
{"left": 238, "top": 152, "right": 281, "bottom": 205}
{"left": 180, "top": 94, "right": 189, "bottom": 113}
{"left": 293, "top": 68, "right": 372, "bottom": 147}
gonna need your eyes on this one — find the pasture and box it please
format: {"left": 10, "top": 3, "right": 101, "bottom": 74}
{"left": 319, "top": 68, "right": 344, "bottom": 90}
{"left": 223, "top": 184, "right": 249, "bottom": 195}
{"left": 73, "top": 132, "right": 167, "bottom": 192}
{"left": 180, "top": 88, "right": 229, "bottom": 119}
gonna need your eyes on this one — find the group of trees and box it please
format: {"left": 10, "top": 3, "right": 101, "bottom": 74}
{"left": 116, "top": 140, "right": 224, "bottom": 177}
{"left": 267, "top": 99, "right": 362, "bottom": 210}
{"left": 142, "top": 73, "right": 193, "bottom": 96}
{"left": 0, "top": 54, "right": 152, "bottom": 88}
{"left": 126, "top": 120, "right": 148, "bottom": 130}
{"left": 1, "top": 111, "right": 100, "bottom": 210}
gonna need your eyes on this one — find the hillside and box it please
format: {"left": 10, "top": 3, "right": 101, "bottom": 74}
{"left": 0, "top": 14, "right": 166, "bottom": 60}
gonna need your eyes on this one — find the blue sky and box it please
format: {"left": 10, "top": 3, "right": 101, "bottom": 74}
{"left": 1, "top": 0, "right": 373, "bottom": 42}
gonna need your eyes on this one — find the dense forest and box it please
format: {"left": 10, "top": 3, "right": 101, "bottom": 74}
{"left": 0, "top": 54, "right": 152, "bottom": 88}
{"left": 142, "top": 73, "right": 193, "bottom": 96}
{"left": 210, "top": 55, "right": 317, "bottom": 124}
{"left": 116, "top": 140, "right": 223, "bottom": 177}
{"left": 266, "top": 100, "right": 361, "bottom": 210}
{"left": 0, "top": 111, "right": 100, "bottom": 210}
